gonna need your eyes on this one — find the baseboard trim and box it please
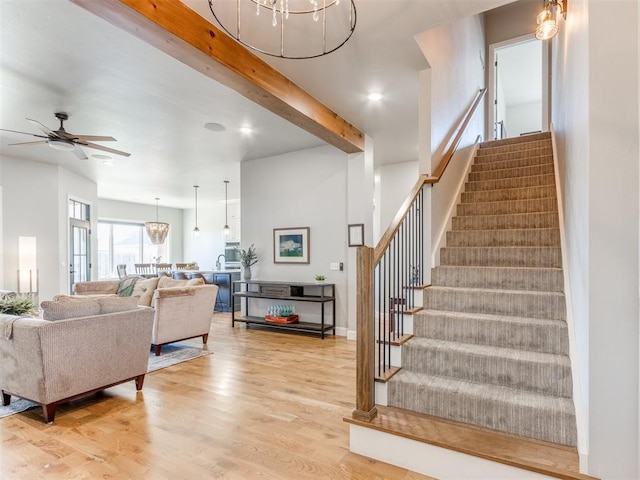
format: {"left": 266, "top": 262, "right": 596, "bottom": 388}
{"left": 335, "top": 326, "right": 348, "bottom": 337}
{"left": 346, "top": 330, "right": 357, "bottom": 340}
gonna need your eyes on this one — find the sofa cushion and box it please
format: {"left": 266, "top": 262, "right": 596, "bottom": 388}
{"left": 41, "top": 299, "right": 101, "bottom": 321}
{"left": 97, "top": 296, "right": 140, "bottom": 314}
{"left": 132, "top": 277, "right": 160, "bottom": 307}
{"left": 117, "top": 275, "right": 142, "bottom": 297}
{"left": 158, "top": 276, "right": 205, "bottom": 289}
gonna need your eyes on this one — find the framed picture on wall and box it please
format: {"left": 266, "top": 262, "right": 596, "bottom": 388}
{"left": 348, "top": 223, "right": 365, "bottom": 247}
{"left": 273, "top": 227, "right": 310, "bottom": 264}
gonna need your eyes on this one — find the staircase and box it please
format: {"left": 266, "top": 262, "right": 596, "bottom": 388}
{"left": 387, "top": 132, "right": 578, "bottom": 447}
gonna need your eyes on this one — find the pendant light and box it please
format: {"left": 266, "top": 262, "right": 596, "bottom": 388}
{"left": 145, "top": 198, "right": 170, "bottom": 245}
{"left": 223, "top": 180, "right": 230, "bottom": 236}
{"left": 193, "top": 185, "right": 201, "bottom": 237}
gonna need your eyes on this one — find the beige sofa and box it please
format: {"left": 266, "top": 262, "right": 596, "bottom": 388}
{"left": 0, "top": 298, "right": 154, "bottom": 423}
{"left": 73, "top": 276, "right": 219, "bottom": 356}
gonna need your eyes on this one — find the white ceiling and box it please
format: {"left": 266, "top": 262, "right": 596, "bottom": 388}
{"left": 0, "top": 0, "right": 514, "bottom": 209}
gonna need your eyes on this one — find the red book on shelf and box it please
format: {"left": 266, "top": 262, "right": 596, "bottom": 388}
{"left": 265, "top": 314, "right": 299, "bottom": 324}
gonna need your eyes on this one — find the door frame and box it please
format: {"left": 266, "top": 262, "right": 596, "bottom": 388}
{"left": 487, "top": 33, "right": 550, "bottom": 141}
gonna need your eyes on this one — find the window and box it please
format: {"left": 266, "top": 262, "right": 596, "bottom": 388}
{"left": 97, "top": 221, "right": 168, "bottom": 279}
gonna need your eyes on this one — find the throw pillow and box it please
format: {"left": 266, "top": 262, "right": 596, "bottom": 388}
{"left": 41, "top": 299, "right": 101, "bottom": 321}
{"left": 97, "top": 296, "right": 139, "bottom": 314}
{"left": 132, "top": 277, "right": 160, "bottom": 307}
{"left": 117, "top": 275, "right": 142, "bottom": 297}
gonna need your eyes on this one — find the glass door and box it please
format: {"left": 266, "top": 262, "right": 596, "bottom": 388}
{"left": 69, "top": 199, "right": 91, "bottom": 293}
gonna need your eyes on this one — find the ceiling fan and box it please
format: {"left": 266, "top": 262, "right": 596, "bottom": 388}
{"left": 0, "top": 112, "right": 130, "bottom": 160}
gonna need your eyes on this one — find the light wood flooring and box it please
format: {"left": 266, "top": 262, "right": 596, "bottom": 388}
{"left": 0, "top": 313, "right": 435, "bottom": 480}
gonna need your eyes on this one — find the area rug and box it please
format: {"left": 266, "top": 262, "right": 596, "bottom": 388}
{"left": 0, "top": 343, "right": 212, "bottom": 419}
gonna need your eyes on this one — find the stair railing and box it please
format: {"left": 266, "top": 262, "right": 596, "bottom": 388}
{"left": 352, "top": 88, "right": 486, "bottom": 421}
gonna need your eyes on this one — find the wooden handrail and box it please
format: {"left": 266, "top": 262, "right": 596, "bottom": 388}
{"left": 373, "top": 88, "right": 486, "bottom": 265}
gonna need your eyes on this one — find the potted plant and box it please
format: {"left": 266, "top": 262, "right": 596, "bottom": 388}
{"left": 0, "top": 293, "right": 37, "bottom": 317}
{"left": 237, "top": 244, "right": 258, "bottom": 281}
{"left": 315, "top": 274, "right": 326, "bottom": 284}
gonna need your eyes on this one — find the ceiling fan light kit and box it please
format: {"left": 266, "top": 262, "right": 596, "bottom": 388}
{"left": 0, "top": 112, "right": 131, "bottom": 160}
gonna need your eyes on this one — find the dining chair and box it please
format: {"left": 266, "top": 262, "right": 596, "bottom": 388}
{"left": 134, "top": 263, "right": 154, "bottom": 274}
{"left": 155, "top": 263, "right": 172, "bottom": 274}
{"left": 175, "top": 263, "right": 188, "bottom": 270}
{"left": 116, "top": 264, "right": 128, "bottom": 279}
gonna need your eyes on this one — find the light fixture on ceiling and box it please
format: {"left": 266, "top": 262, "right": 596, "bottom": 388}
{"left": 208, "top": 0, "right": 357, "bottom": 59}
{"left": 367, "top": 91, "right": 383, "bottom": 102}
{"left": 204, "top": 122, "right": 227, "bottom": 132}
{"left": 145, "top": 198, "right": 170, "bottom": 245}
{"left": 238, "top": 125, "right": 253, "bottom": 135}
{"left": 535, "top": 0, "right": 567, "bottom": 41}
{"left": 193, "top": 185, "right": 201, "bottom": 237}
{"left": 223, "top": 180, "right": 230, "bottom": 237}
{"left": 48, "top": 138, "right": 75, "bottom": 151}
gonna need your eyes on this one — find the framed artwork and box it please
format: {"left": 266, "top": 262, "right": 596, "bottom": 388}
{"left": 273, "top": 227, "right": 310, "bottom": 264}
{"left": 348, "top": 223, "right": 365, "bottom": 247}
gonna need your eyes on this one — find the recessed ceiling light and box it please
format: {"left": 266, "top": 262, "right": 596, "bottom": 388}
{"left": 102, "top": 159, "right": 115, "bottom": 167}
{"left": 204, "top": 122, "right": 226, "bottom": 132}
{"left": 238, "top": 125, "right": 253, "bottom": 134}
{"left": 92, "top": 154, "right": 111, "bottom": 160}
{"left": 367, "top": 91, "right": 383, "bottom": 101}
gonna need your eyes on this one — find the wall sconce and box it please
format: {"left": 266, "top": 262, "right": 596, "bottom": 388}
{"left": 535, "top": 0, "right": 567, "bottom": 41}
{"left": 18, "top": 236, "right": 38, "bottom": 295}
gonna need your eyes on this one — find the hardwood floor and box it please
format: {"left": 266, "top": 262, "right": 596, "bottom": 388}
{"left": 0, "top": 314, "right": 434, "bottom": 480}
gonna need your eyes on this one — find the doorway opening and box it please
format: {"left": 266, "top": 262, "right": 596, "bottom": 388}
{"left": 488, "top": 34, "right": 549, "bottom": 140}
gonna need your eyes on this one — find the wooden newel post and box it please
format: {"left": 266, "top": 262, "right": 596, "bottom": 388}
{"left": 352, "top": 246, "right": 378, "bottom": 422}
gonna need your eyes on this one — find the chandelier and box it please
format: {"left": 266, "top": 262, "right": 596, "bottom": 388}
{"left": 208, "top": 0, "right": 357, "bottom": 59}
{"left": 145, "top": 198, "right": 170, "bottom": 245}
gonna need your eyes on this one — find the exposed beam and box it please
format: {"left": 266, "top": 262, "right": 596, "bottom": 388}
{"left": 69, "top": 0, "right": 364, "bottom": 154}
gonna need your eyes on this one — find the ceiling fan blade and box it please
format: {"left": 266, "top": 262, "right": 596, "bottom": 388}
{"left": 26, "top": 118, "right": 59, "bottom": 137}
{"left": 73, "top": 144, "right": 88, "bottom": 160}
{"left": 82, "top": 142, "right": 131, "bottom": 157}
{"left": 0, "top": 128, "right": 48, "bottom": 139}
{"left": 7, "top": 140, "right": 48, "bottom": 146}
{"left": 70, "top": 135, "right": 117, "bottom": 142}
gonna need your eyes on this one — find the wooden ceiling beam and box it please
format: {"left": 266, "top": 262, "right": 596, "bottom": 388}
{"left": 69, "top": 0, "right": 364, "bottom": 154}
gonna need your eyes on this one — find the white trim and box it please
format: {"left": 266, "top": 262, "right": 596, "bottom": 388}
{"left": 550, "top": 124, "right": 588, "bottom": 470}
{"left": 334, "top": 326, "right": 348, "bottom": 337}
{"left": 346, "top": 330, "right": 357, "bottom": 341}
{"left": 431, "top": 144, "right": 479, "bottom": 266}
{"left": 487, "top": 34, "right": 549, "bottom": 141}
{"left": 349, "top": 424, "right": 556, "bottom": 479}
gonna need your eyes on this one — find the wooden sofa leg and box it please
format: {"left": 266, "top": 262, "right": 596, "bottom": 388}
{"left": 154, "top": 344, "right": 162, "bottom": 356}
{"left": 202, "top": 333, "right": 209, "bottom": 344}
{"left": 135, "top": 374, "right": 145, "bottom": 391}
{"left": 43, "top": 403, "right": 57, "bottom": 424}
{"left": 2, "top": 390, "right": 10, "bottom": 406}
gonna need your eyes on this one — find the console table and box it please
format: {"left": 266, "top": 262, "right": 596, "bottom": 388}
{"left": 231, "top": 280, "right": 335, "bottom": 338}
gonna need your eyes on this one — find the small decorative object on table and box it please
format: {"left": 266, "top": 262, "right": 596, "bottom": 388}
{"left": 315, "top": 274, "right": 326, "bottom": 284}
{"left": 238, "top": 243, "right": 258, "bottom": 281}
{"left": 265, "top": 304, "right": 298, "bottom": 324}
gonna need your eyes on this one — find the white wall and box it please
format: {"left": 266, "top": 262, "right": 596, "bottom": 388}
{"left": 375, "top": 161, "right": 419, "bottom": 245}
{"left": 98, "top": 198, "right": 184, "bottom": 267}
{"left": 552, "top": 0, "right": 640, "bottom": 477}
{"left": 241, "top": 145, "right": 352, "bottom": 332}
{"left": 416, "top": 14, "right": 486, "bottom": 166}
{"left": 506, "top": 100, "right": 542, "bottom": 136}
{"left": 1, "top": 157, "right": 97, "bottom": 300}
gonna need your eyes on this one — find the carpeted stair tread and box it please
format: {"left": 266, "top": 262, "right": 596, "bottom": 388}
{"left": 452, "top": 212, "right": 559, "bottom": 230}
{"left": 477, "top": 138, "right": 552, "bottom": 156}
{"left": 414, "top": 309, "right": 569, "bottom": 354}
{"left": 402, "top": 337, "right": 572, "bottom": 397}
{"left": 446, "top": 228, "right": 560, "bottom": 247}
{"left": 470, "top": 155, "right": 553, "bottom": 172}
{"left": 462, "top": 184, "right": 556, "bottom": 203}
{"left": 468, "top": 163, "right": 555, "bottom": 182}
{"left": 431, "top": 265, "right": 564, "bottom": 292}
{"left": 387, "top": 370, "right": 577, "bottom": 446}
{"left": 479, "top": 132, "right": 550, "bottom": 148}
{"left": 440, "top": 245, "right": 562, "bottom": 268}
{"left": 464, "top": 174, "right": 555, "bottom": 192}
{"left": 424, "top": 286, "right": 566, "bottom": 320}
{"left": 457, "top": 197, "right": 558, "bottom": 216}
{"left": 474, "top": 146, "right": 554, "bottom": 163}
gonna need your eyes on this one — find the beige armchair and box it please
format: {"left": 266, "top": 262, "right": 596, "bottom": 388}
{"left": 0, "top": 305, "right": 154, "bottom": 423}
